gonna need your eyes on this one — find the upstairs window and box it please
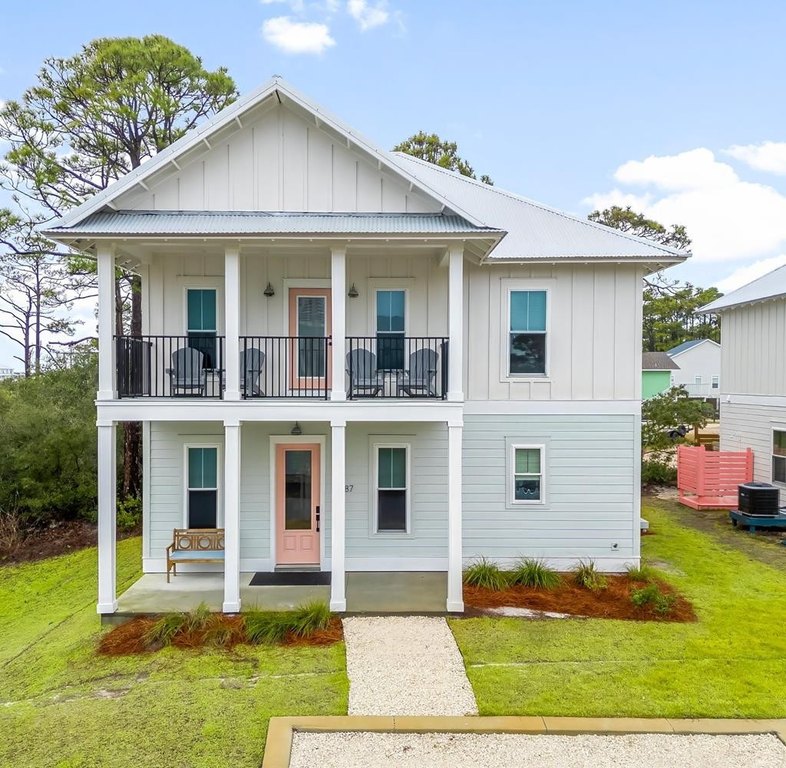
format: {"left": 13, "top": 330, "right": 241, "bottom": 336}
{"left": 375, "top": 445, "right": 408, "bottom": 532}
{"left": 187, "top": 289, "right": 218, "bottom": 368}
{"left": 509, "top": 290, "right": 547, "bottom": 375}
{"left": 773, "top": 431, "right": 786, "bottom": 484}
{"left": 711, "top": 375, "right": 719, "bottom": 389}
{"left": 376, "top": 290, "right": 406, "bottom": 370}
{"left": 187, "top": 446, "right": 219, "bottom": 527}
{"left": 512, "top": 446, "right": 544, "bottom": 503}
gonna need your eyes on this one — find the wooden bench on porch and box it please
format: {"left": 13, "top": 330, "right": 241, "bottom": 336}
{"left": 166, "top": 528, "right": 225, "bottom": 583}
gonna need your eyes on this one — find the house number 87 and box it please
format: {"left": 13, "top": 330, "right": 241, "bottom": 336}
{"left": 345, "top": 484, "right": 354, "bottom": 492}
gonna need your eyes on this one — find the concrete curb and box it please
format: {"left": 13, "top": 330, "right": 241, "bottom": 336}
{"left": 261, "top": 715, "right": 786, "bottom": 768}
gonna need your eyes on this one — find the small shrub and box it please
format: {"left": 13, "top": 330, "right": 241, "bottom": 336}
{"left": 641, "top": 459, "right": 677, "bottom": 486}
{"left": 290, "top": 601, "right": 331, "bottom": 637}
{"left": 0, "top": 506, "right": 27, "bottom": 552}
{"left": 183, "top": 603, "right": 212, "bottom": 635}
{"left": 630, "top": 583, "right": 676, "bottom": 615}
{"left": 463, "top": 558, "right": 509, "bottom": 590}
{"left": 573, "top": 559, "right": 608, "bottom": 591}
{"left": 509, "top": 558, "right": 561, "bottom": 589}
{"left": 203, "top": 621, "right": 234, "bottom": 648}
{"left": 116, "top": 497, "right": 142, "bottom": 532}
{"left": 144, "top": 613, "right": 187, "bottom": 647}
{"left": 626, "top": 563, "right": 658, "bottom": 583}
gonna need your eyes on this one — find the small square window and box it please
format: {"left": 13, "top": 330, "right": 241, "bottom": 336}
{"left": 512, "top": 446, "right": 543, "bottom": 503}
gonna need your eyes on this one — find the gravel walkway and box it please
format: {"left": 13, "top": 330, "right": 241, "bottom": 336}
{"left": 289, "top": 732, "right": 786, "bottom": 768}
{"left": 342, "top": 616, "right": 477, "bottom": 716}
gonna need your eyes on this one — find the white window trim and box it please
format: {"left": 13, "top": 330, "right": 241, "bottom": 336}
{"left": 367, "top": 280, "right": 414, "bottom": 338}
{"left": 499, "top": 279, "right": 554, "bottom": 383}
{"left": 183, "top": 443, "right": 223, "bottom": 528}
{"left": 370, "top": 441, "right": 411, "bottom": 535}
{"left": 771, "top": 426, "right": 786, "bottom": 488}
{"left": 694, "top": 375, "right": 702, "bottom": 385}
{"left": 182, "top": 285, "right": 223, "bottom": 336}
{"left": 509, "top": 443, "right": 546, "bottom": 506}
{"left": 711, "top": 375, "right": 719, "bottom": 389}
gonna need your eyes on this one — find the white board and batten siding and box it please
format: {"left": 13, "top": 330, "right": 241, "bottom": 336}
{"left": 114, "top": 102, "right": 439, "bottom": 215}
{"left": 463, "top": 414, "right": 638, "bottom": 568}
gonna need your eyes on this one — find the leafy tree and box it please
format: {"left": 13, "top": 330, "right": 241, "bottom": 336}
{"left": 642, "top": 386, "right": 714, "bottom": 455}
{"left": 393, "top": 131, "right": 493, "bottom": 184}
{"left": 588, "top": 205, "right": 721, "bottom": 351}
{"left": 0, "top": 35, "right": 237, "bottom": 499}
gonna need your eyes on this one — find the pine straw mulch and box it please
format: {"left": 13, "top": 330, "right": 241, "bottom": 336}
{"left": 97, "top": 615, "right": 344, "bottom": 656}
{"left": 463, "top": 575, "right": 696, "bottom": 623}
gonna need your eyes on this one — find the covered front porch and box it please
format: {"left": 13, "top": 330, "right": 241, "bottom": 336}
{"left": 114, "top": 571, "right": 448, "bottom": 617}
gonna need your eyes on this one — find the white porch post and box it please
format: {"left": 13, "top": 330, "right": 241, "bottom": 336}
{"left": 447, "top": 420, "right": 464, "bottom": 612}
{"left": 330, "top": 246, "right": 347, "bottom": 401}
{"left": 330, "top": 419, "right": 346, "bottom": 610}
{"left": 97, "top": 421, "right": 117, "bottom": 614}
{"left": 97, "top": 244, "right": 116, "bottom": 400}
{"left": 224, "top": 246, "right": 241, "bottom": 401}
{"left": 223, "top": 420, "right": 241, "bottom": 612}
{"left": 447, "top": 244, "right": 464, "bottom": 402}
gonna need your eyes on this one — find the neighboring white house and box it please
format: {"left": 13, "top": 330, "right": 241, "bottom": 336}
{"left": 701, "top": 265, "right": 786, "bottom": 501}
{"left": 40, "top": 78, "right": 686, "bottom": 616}
{"left": 667, "top": 339, "right": 721, "bottom": 397}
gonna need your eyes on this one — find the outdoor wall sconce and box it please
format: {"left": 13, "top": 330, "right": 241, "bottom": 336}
{"left": 291, "top": 422, "right": 302, "bottom": 436}
{"left": 264, "top": 282, "right": 275, "bottom": 297}
{"left": 348, "top": 283, "right": 359, "bottom": 298}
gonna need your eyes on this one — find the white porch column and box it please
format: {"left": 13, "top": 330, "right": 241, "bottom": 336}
{"left": 447, "top": 244, "right": 464, "bottom": 401}
{"left": 224, "top": 246, "right": 241, "bottom": 401}
{"left": 97, "top": 244, "right": 116, "bottom": 400}
{"left": 330, "top": 419, "right": 347, "bottom": 610}
{"left": 330, "top": 246, "right": 347, "bottom": 401}
{"left": 97, "top": 421, "right": 117, "bottom": 614}
{"left": 223, "top": 420, "right": 241, "bottom": 612}
{"left": 447, "top": 420, "right": 464, "bottom": 612}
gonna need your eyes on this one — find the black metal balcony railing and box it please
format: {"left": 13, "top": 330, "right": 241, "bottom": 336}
{"left": 115, "top": 335, "right": 448, "bottom": 400}
{"left": 116, "top": 335, "right": 225, "bottom": 398}
{"left": 240, "top": 337, "right": 330, "bottom": 399}
{"left": 346, "top": 337, "right": 448, "bottom": 399}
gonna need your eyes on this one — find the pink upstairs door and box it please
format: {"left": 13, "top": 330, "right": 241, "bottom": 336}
{"left": 275, "top": 443, "right": 321, "bottom": 565}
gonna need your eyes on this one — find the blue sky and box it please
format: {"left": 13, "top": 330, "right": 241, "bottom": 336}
{"left": 2, "top": 0, "right": 786, "bottom": 367}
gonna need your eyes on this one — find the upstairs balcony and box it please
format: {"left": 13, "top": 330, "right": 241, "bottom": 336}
{"left": 115, "top": 334, "right": 449, "bottom": 400}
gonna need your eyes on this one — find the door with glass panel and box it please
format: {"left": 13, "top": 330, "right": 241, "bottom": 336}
{"left": 288, "top": 288, "right": 331, "bottom": 392}
{"left": 275, "top": 444, "right": 321, "bottom": 565}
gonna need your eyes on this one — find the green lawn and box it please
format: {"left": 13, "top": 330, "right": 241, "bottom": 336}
{"left": 0, "top": 538, "right": 347, "bottom": 768}
{"left": 451, "top": 500, "right": 786, "bottom": 718}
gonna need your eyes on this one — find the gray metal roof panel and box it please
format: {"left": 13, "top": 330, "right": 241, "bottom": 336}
{"left": 643, "top": 352, "right": 680, "bottom": 371}
{"left": 43, "top": 211, "right": 500, "bottom": 237}
{"left": 699, "top": 264, "right": 786, "bottom": 312}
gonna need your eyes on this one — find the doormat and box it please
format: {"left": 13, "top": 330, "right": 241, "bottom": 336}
{"left": 249, "top": 571, "right": 331, "bottom": 586}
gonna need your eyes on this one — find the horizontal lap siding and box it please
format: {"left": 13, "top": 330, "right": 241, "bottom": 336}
{"left": 345, "top": 423, "right": 448, "bottom": 562}
{"left": 720, "top": 401, "right": 786, "bottom": 503}
{"left": 462, "top": 413, "right": 636, "bottom": 561}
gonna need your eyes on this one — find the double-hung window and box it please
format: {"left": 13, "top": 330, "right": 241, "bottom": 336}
{"left": 375, "top": 445, "right": 408, "bottom": 532}
{"left": 509, "top": 290, "right": 547, "bottom": 375}
{"left": 711, "top": 375, "right": 719, "bottom": 389}
{"left": 376, "top": 290, "right": 406, "bottom": 370}
{"left": 773, "top": 431, "right": 786, "bottom": 484}
{"left": 187, "top": 288, "right": 218, "bottom": 369}
{"left": 187, "top": 446, "right": 219, "bottom": 527}
{"left": 512, "top": 446, "right": 543, "bottom": 503}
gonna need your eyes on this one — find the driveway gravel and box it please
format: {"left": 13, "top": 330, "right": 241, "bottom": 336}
{"left": 289, "top": 732, "right": 786, "bottom": 768}
{"left": 342, "top": 616, "right": 477, "bottom": 716}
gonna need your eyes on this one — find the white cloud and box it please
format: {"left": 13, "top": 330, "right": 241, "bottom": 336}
{"left": 261, "top": 16, "right": 336, "bottom": 54}
{"left": 586, "top": 148, "right": 786, "bottom": 263}
{"left": 725, "top": 141, "right": 786, "bottom": 176}
{"left": 715, "top": 255, "right": 786, "bottom": 293}
{"left": 347, "top": 0, "right": 389, "bottom": 30}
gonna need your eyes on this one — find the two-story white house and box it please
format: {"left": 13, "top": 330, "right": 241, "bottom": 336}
{"left": 667, "top": 339, "right": 721, "bottom": 398}
{"left": 41, "top": 78, "right": 686, "bottom": 616}
{"left": 701, "top": 265, "right": 786, "bottom": 501}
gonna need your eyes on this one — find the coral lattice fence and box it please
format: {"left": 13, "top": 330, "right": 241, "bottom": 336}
{"left": 677, "top": 445, "right": 753, "bottom": 510}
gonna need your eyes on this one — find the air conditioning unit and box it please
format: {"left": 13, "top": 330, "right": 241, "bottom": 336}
{"left": 738, "top": 482, "right": 780, "bottom": 517}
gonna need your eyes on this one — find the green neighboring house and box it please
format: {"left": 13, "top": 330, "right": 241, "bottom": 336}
{"left": 642, "top": 352, "right": 680, "bottom": 399}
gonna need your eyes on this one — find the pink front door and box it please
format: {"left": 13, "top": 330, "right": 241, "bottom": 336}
{"left": 275, "top": 443, "right": 321, "bottom": 565}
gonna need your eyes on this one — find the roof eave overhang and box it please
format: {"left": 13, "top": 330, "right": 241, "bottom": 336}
{"left": 699, "top": 293, "right": 786, "bottom": 314}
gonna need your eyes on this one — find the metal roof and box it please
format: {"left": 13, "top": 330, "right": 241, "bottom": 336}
{"left": 699, "top": 264, "right": 786, "bottom": 313}
{"left": 388, "top": 153, "right": 689, "bottom": 264}
{"left": 42, "top": 210, "right": 500, "bottom": 237}
{"left": 642, "top": 352, "right": 680, "bottom": 371}
{"left": 667, "top": 339, "right": 719, "bottom": 356}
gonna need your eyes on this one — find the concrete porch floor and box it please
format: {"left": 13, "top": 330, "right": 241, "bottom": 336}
{"left": 114, "top": 571, "right": 447, "bottom": 615}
